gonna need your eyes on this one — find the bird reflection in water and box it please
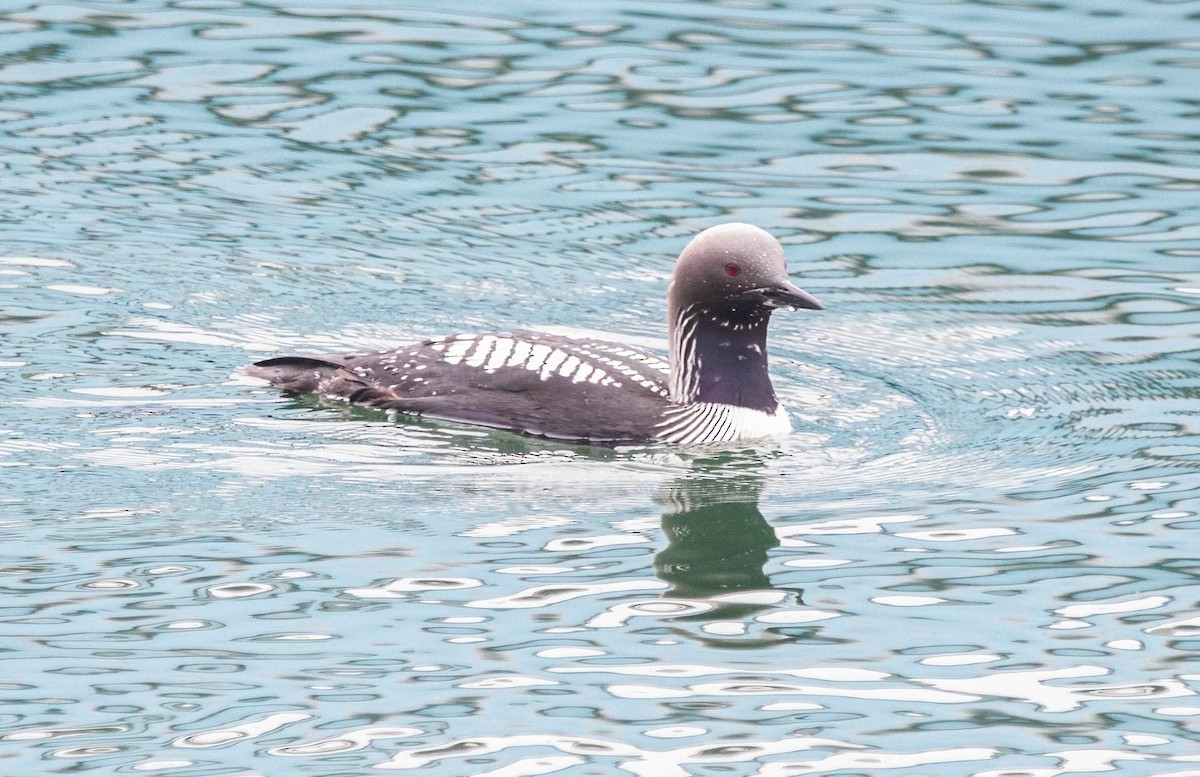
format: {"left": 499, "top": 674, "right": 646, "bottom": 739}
{"left": 653, "top": 454, "right": 800, "bottom": 614}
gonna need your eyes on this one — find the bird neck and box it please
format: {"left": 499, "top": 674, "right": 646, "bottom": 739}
{"left": 667, "top": 302, "right": 779, "bottom": 413}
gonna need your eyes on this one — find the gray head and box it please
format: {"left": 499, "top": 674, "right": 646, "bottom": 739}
{"left": 668, "top": 223, "right": 822, "bottom": 325}
{"left": 666, "top": 224, "right": 823, "bottom": 408}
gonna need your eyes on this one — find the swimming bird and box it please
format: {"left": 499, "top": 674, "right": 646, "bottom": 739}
{"left": 244, "top": 223, "right": 823, "bottom": 445}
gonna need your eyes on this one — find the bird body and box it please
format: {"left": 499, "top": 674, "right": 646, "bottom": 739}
{"left": 245, "top": 224, "right": 822, "bottom": 445}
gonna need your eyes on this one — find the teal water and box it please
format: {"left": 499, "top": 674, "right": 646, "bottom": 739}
{"left": 4, "top": 1, "right": 1200, "bottom": 774}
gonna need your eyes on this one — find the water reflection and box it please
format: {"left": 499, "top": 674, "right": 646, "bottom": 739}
{"left": 654, "top": 455, "right": 793, "bottom": 604}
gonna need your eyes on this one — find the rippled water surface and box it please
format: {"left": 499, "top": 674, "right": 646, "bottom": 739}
{"left": 4, "top": 1, "right": 1200, "bottom": 774}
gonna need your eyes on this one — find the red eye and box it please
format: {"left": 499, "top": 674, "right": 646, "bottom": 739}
{"left": 725, "top": 263, "right": 741, "bottom": 277}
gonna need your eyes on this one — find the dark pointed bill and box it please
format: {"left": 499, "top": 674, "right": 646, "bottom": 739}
{"left": 756, "top": 281, "right": 824, "bottom": 311}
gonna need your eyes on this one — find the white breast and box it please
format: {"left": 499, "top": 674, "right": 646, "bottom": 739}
{"left": 654, "top": 402, "right": 792, "bottom": 445}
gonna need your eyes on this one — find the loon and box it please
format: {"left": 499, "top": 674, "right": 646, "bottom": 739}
{"left": 244, "top": 223, "right": 823, "bottom": 445}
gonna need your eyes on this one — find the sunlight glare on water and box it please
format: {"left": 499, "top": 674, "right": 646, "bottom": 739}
{"left": 3, "top": 1, "right": 1200, "bottom": 775}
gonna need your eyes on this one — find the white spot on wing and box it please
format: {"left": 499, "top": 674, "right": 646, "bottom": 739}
{"left": 572, "top": 363, "right": 593, "bottom": 383}
{"left": 431, "top": 332, "right": 668, "bottom": 398}
{"left": 506, "top": 340, "right": 534, "bottom": 368}
{"left": 539, "top": 348, "right": 568, "bottom": 381}
{"left": 525, "top": 344, "right": 553, "bottom": 373}
{"left": 465, "top": 335, "right": 497, "bottom": 368}
{"left": 557, "top": 355, "right": 581, "bottom": 379}
{"left": 485, "top": 337, "right": 515, "bottom": 372}
{"left": 443, "top": 338, "right": 474, "bottom": 365}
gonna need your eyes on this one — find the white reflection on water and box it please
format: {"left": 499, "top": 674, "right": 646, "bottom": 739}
{"left": 268, "top": 726, "right": 422, "bottom": 756}
{"left": 920, "top": 666, "right": 1194, "bottom": 713}
{"left": 466, "top": 580, "right": 666, "bottom": 610}
{"left": 171, "top": 711, "right": 312, "bottom": 748}
{"left": 375, "top": 732, "right": 865, "bottom": 775}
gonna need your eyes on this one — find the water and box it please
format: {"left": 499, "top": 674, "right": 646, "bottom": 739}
{"left": 3, "top": 0, "right": 1200, "bottom": 774}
